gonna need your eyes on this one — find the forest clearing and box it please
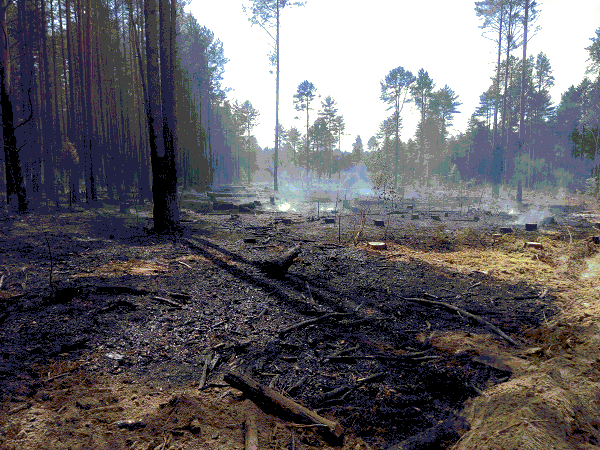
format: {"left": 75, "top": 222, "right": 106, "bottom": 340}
{"left": 1, "top": 187, "right": 600, "bottom": 449}
{"left": 0, "top": 0, "right": 598, "bottom": 447}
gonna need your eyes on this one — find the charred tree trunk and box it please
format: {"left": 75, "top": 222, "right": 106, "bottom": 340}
{"left": 65, "top": 0, "right": 78, "bottom": 207}
{"left": 41, "top": 0, "right": 56, "bottom": 209}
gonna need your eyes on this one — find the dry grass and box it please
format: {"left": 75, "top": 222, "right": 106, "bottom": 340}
{"left": 361, "top": 225, "right": 600, "bottom": 322}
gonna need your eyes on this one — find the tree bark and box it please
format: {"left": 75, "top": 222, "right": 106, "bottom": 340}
{"left": 41, "top": 0, "right": 56, "bottom": 209}
{"left": 50, "top": 0, "right": 62, "bottom": 207}
{"left": 491, "top": 3, "right": 504, "bottom": 196}
{"left": 65, "top": 0, "right": 78, "bottom": 207}
{"left": 145, "top": 0, "right": 179, "bottom": 232}
{"left": 520, "top": 0, "right": 529, "bottom": 188}
{"left": 500, "top": 0, "right": 514, "bottom": 185}
{"left": 519, "top": 0, "right": 529, "bottom": 142}
{"left": 274, "top": 0, "right": 279, "bottom": 192}
{"left": 144, "top": 0, "right": 163, "bottom": 207}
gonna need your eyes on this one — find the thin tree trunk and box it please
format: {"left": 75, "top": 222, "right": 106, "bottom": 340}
{"left": 520, "top": 0, "right": 529, "bottom": 188}
{"left": 274, "top": 0, "right": 279, "bottom": 192}
{"left": 50, "top": 0, "right": 61, "bottom": 208}
{"left": 65, "top": 0, "right": 78, "bottom": 207}
{"left": 493, "top": 9, "right": 503, "bottom": 149}
{"left": 491, "top": 4, "right": 504, "bottom": 195}
{"left": 36, "top": 0, "right": 52, "bottom": 209}
{"left": 500, "top": 0, "right": 514, "bottom": 184}
{"left": 86, "top": 0, "right": 95, "bottom": 202}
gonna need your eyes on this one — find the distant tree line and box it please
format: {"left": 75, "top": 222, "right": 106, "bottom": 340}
{"left": 356, "top": 1, "right": 600, "bottom": 197}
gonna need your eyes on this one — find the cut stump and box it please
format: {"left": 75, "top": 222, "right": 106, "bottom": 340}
{"left": 368, "top": 242, "right": 387, "bottom": 250}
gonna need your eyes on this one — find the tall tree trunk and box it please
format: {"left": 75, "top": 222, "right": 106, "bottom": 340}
{"left": 394, "top": 99, "right": 399, "bottom": 191}
{"left": 500, "top": 0, "right": 514, "bottom": 185}
{"left": 50, "top": 0, "right": 62, "bottom": 207}
{"left": 41, "top": 0, "right": 56, "bottom": 209}
{"left": 129, "top": 0, "right": 151, "bottom": 202}
{"left": 95, "top": 5, "right": 108, "bottom": 197}
{"left": 85, "top": 0, "right": 95, "bottom": 202}
{"left": 146, "top": 0, "right": 179, "bottom": 231}
{"left": 520, "top": 0, "right": 529, "bottom": 188}
{"left": 493, "top": 7, "right": 503, "bottom": 149}
{"left": 306, "top": 102, "right": 309, "bottom": 187}
{"left": 491, "top": 4, "right": 504, "bottom": 197}
{"left": 65, "top": 0, "right": 78, "bottom": 207}
{"left": 247, "top": 126, "right": 251, "bottom": 184}
{"left": 274, "top": 0, "right": 279, "bottom": 192}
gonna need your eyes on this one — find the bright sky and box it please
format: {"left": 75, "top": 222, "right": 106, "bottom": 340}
{"left": 184, "top": 0, "right": 600, "bottom": 152}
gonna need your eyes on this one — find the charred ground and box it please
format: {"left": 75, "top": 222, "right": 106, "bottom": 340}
{"left": 0, "top": 194, "right": 596, "bottom": 450}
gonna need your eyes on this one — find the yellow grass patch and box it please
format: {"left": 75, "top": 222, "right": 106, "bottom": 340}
{"left": 71, "top": 258, "right": 170, "bottom": 278}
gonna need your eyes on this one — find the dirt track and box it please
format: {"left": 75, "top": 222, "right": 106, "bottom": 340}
{"left": 1, "top": 194, "right": 600, "bottom": 449}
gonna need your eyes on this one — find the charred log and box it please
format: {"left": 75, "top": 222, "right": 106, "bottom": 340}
{"left": 224, "top": 370, "right": 344, "bottom": 441}
{"left": 253, "top": 244, "right": 302, "bottom": 278}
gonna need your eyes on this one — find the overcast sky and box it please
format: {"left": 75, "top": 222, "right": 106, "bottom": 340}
{"left": 184, "top": 0, "right": 600, "bottom": 152}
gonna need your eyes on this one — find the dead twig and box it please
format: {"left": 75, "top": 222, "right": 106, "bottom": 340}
{"left": 152, "top": 296, "right": 184, "bottom": 308}
{"left": 198, "top": 351, "right": 212, "bottom": 389}
{"left": 403, "top": 297, "right": 518, "bottom": 346}
{"left": 565, "top": 226, "right": 573, "bottom": 245}
{"left": 286, "top": 375, "right": 307, "bottom": 396}
{"left": 279, "top": 312, "right": 352, "bottom": 337}
{"left": 8, "top": 402, "right": 32, "bottom": 415}
{"left": 176, "top": 260, "right": 192, "bottom": 269}
{"left": 43, "top": 231, "right": 54, "bottom": 293}
{"left": 162, "top": 291, "right": 192, "bottom": 300}
{"left": 318, "top": 372, "right": 387, "bottom": 405}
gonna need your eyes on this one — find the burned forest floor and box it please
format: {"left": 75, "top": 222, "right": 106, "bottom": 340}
{"left": 2, "top": 192, "right": 600, "bottom": 450}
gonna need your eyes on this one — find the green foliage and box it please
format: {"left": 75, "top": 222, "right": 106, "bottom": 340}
{"left": 293, "top": 80, "right": 317, "bottom": 113}
{"left": 430, "top": 85, "right": 462, "bottom": 136}
{"left": 585, "top": 176, "right": 599, "bottom": 197}
{"left": 351, "top": 136, "right": 363, "bottom": 165}
{"left": 410, "top": 69, "right": 435, "bottom": 122}
{"left": 585, "top": 27, "right": 600, "bottom": 77}
{"left": 552, "top": 167, "right": 574, "bottom": 187}
{"left": 243, "top": 0, "right": 306, "bottom": 30}
{"left": 380, "top": 66, "right": 415, "bottom": 113}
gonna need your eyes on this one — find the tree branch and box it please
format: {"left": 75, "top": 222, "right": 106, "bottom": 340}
{"left": 14, "top": 88, "right": 33, "bottom": 131}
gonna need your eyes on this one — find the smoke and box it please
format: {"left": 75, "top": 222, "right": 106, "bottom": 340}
{"left": 513, "top": 206, "right": 553, "bottom": 225}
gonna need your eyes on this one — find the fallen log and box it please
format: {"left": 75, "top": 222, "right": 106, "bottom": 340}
{"left": 224, "top": 370, "right": 344, "bottom": 440}
{"left": 253, "top": 244, "right": 302, "bottom": 278}
{"left": 403, "top": 297, "right": 518, "bottom": 346}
